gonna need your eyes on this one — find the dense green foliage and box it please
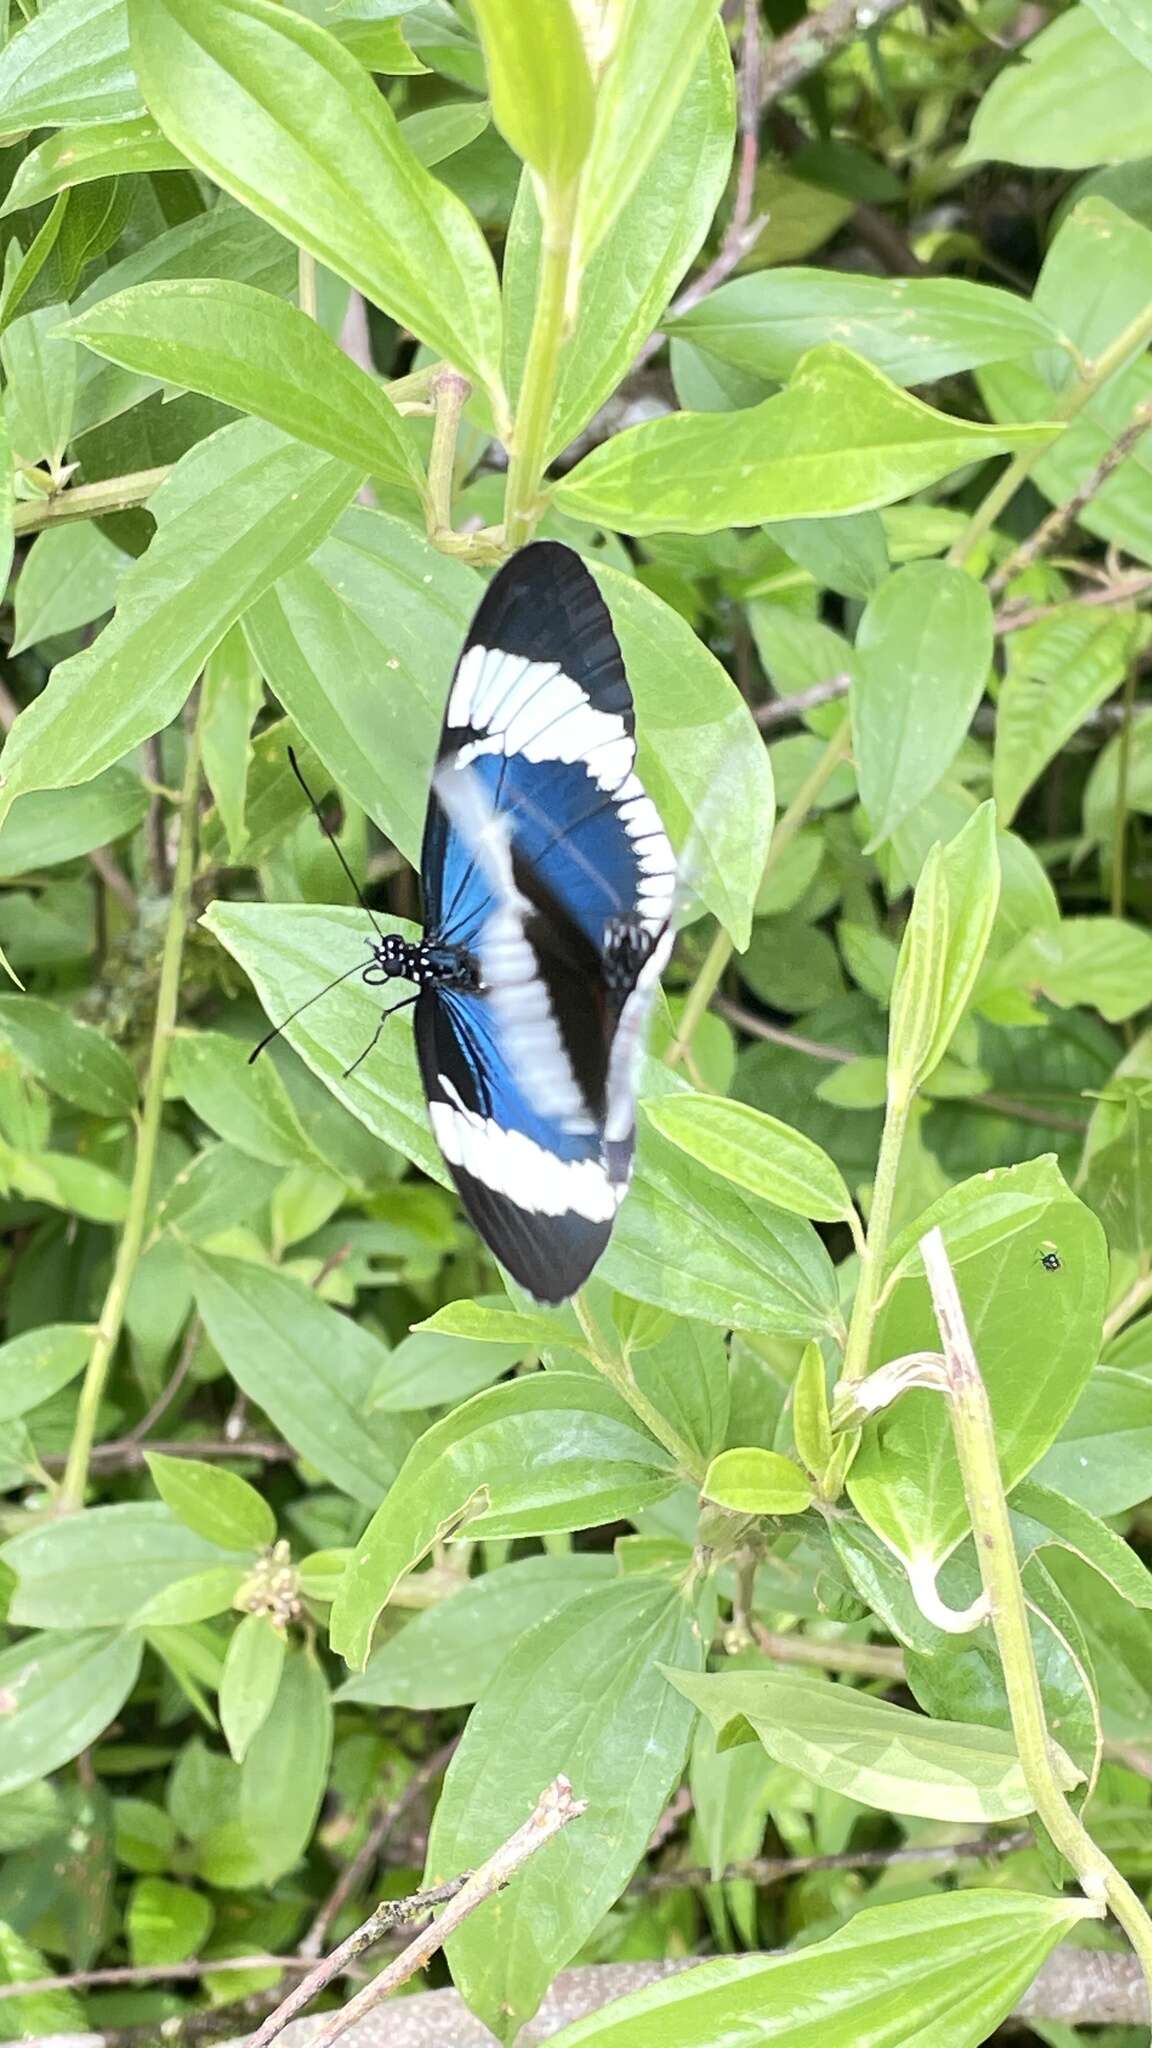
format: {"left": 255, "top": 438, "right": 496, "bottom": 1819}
{"left": 1, "top": 0, "right": 1152, "bottom": 2043}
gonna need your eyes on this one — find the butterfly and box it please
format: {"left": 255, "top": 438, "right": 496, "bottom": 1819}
{"left": 255, "top": 540, "right": 676, "bottom": 1303}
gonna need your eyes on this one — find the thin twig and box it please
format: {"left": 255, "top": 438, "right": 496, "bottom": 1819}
{"left": 86, "top": 845, "right": 138, "bottom": 914}
{"left": 994, "top": 572, "right": 1152, "bottom": 635}
{"left": 246, "top": 1877, "right": 470, "bottom": 2048}
{"left": 40, "top": 1437, "right": 296, "bottom": 1473}
{"left": 753, "top": 1624, "right": 905, "bottom": 1679}
{"left": 755, "top": 673, "right": 853, "bottom": 728}
{"left": 124, "top": 1314, "right": 202, "bottom": 1443}
{"left": 759, "top": 0, "right": 912, "bottom": 106}
{"left": 634, "top": 1830, "right": 1030, "bottom": 1895}
{"left": 988, "top": 398, "right": 1152, "bottom": 599}
{"left": 302, "top": 1736, "right": 461, "bottom": 1959}
{"left": 0, "top": 1954, "right": 315, "bottom": 2000}
{"left": 286, "top": 1777, "right": 587, "bottom": 2048}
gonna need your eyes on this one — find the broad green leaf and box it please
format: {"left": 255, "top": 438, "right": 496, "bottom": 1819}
{"left": 703, "top": 1447, "right": 814, "bottom": 1515}
{"left": 1, "top": 1143, "right": 129, "bottom": 1223}
{"left": 667, "top": 268, "right": 1061, "bottom": 386}
{"left": 1033, "top": 1367, "right": 1152, "bottom": 1514}
{"left": 135, "top": 1564, "right": 248, "bottom": 1626}
{"left": 888, "top": 803, "right": 1001, "bottom": 1096}
{"left": 627, "top": 1313, "right": 730, "bottom": 1465}
{"left": 504, "top": 22, "right": 734, "bottom": 457}
{"left": 0, "top": 1504, "right": 244, "bottom": 1629}
{"left": 669, "top": 1667, "right": 1081, "bottom": 1820}
{"left": 546, "top": 1890, "right": 1090, "bottom": 2046}
{"left": 469, "top": 0, "right": 593, "bottom": 188}
{"left": 2, "top": 304, "right": 75, "bottom": 469}
{"left": 219, "top": 1614, "right": 287, "bottom": 1763}
{"left": 0, "top": 1922, "right": 85, "bottom": 2038}
{"left": 200, "top": 623, "right": 264, "bottom": 863}
{"left": 428, "top": 1578, "right": 702, "bottom": 2043}
{"left": 371, "top": 1327, "right": 522, "bottom": 1412}
{"left": 1008, "top": 916, "right": 1152, "bottom": 1023}
{"left": 575, "top": 0, "right": 722, "bottom": 260}
{"left": 399, "top": 100, "right": 491, "bottom": 169}
{"left": 66, "top": 280, "right": 427, "bottom": 495}
{"left": 329, "top": 1374, "right": 679, "bottom": 1669}
{"left": 11, "top": 524, "right": 125, "bottom": 655}
{"left": 157, "top": 1142, "right": 280, "bottom": 1243}
{"left": 1012, "top": 1476, "right": 1152, "bottom": 1607}
{"left": 1082, "top": 0, "right": 1152, "bottom": 70}
{"left": 337, "top": 1554, "right": 614, "bottom": 1709}
{"left": 169, "top": 1028, "right": 328, "bottom": 1174}
{"left": 964, "top": 7, "right": 1152, "bottom": 168}
{"left": 129, "top": 0, "right": 506, "bottom": 409}
{"left": 854, "top": 564, "right": 993, "bottom": 847}
{"left": 849, "top": 1156, "right": 1108, "bottom": 1570}
{"left": 413, "top": 1297, "right": 572, "bottom": 1350}
{"left": 2, "top": 115, "right": 186, "bottom": 211}
{"left": 144, "top": 1450, "right": 276, "bottom": 1552}
{"left": 0, "top": 423, "right": 358, "bottom": 823}
{"left": 601, "top": 1116, "right": 842, "bottom": 1341}
{"left": 0, "top": 0, "right": 140, "bottom": 140}
{"left": 994, "top": 608, "right": 1139, "bottom": 824}
{"left": 766, "top": 510, "right": 889, "bottom": 600}
{"left": 0, "top": 1630, "right": 143, "bottom": 1796}
{"left": 1047, "top": 1546, "right": 1152, "bottom": 1740}
{"left": 0, "top": 1324, "right": 92, "bottom": 1422}
{"left": 0, "top": 996, "right": 135, "bottom": 1115}
{"left": 239, "top": 1645, "right": 332, "bottom": 1883}
{"left": 126, "top": 1875, "right": 212, "bottom": 1967}
{"left": 188, "top": 1247, "right": 417, "bottom": 1507}
{"left": 554, "top": 346, "right": 1055, "bottom": 534}
{"left": 644, "top": 1095, "right": 856, "bottom": 1225}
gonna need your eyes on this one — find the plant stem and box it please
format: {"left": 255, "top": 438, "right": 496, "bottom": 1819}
{"left": 60, "top": 713, "right": 203, "bottom": 1511}
{"left": 573, "top": 1292, "right": 705, "bottom": 1479}
{"left": 1111, "top": 656, "right": 1139, "bottom": 918}
{"left": 920, "top": 1226, "right": 1152, "bottom": 1994}
{"left": 297, "top": 247, "right": 318, "bottom": 322}
{"left": 951, "top": 300, "right": 1152, "bottom": 569}
{"left": 839, "top": 1082, "right": 911, "bottom": 1385}
{"left": 426, "top": 368, "right": 472, "bottom": 539}
{"left": 12, "top": 465, "right": 170, "bottom": 535}
{"left": 1103, "top": 1266, "right": 1152, "bottom": 1345}
{"left": 665, "top": 716, "right": 852, "bottom": 1071}
{"left": 504, "top": 181, "right": 580, "bottom": 549}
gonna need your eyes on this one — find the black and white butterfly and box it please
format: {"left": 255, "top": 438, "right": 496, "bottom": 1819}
{"left": 257, "top": 541, "right": 676, "bottom": 1304}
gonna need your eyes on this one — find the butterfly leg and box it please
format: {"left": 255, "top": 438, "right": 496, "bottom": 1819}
{"left": 342, "top": 994, "right": 418, "bottom": 1079}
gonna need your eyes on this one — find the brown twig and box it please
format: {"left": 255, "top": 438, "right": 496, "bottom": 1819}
{"left": 988, "top": 398, "right": 1152, "bottom": 600}
{"left": 246, "top": 1876, "right": 470, "bottom": 2048}
{"left": 39, "top": 1436, "right": 296, "bottom": 1473}
{"left": 305, "top": 1776, "right": 588, "bottom": 2048}
{"left": 635, "top": 1829, "right": 1029, "bottom": 1895}
{"left": 994, "top": 573, "right": 1152, "bottom": 634}
{"left": 124, "top": 1313, "right": 202, "bottom": 1443}
{"left": 753, "top": 1625, "right": 906, "bottom": 1679}
{"left": 755, "top": 674, "right": 853, "bottom": 729}
{"left": 144, "top": 733, "right": 172, "bottom": 893}
{"left": 86, "top": 845, "right": 138, "bottom": 914}
{"left": 302, "top": 1736, "right": 461, "bottom": 1959}
{"left": 0, "top": 1954, "right": 314, "bottom": 2001}
{"left": 759, "top": 0, "right": 912, "bottom": 106}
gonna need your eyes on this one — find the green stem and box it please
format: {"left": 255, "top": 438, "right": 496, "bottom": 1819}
{"left": 504, "top": 181, "right": 580, "bottom": 550}
{"left": 60, "top": 714, "right": 203, "bottom": 1512}
{"left": 951, "top": 298, "right": 1152, "bottom": 569}
{"left": 839, "top": 1082, "right": 911, "bottom": 1385}
{"left": 297, "top": 248, "right": 318, "bottom": 322}
{"left": 921, "top": 1227, "right": 1152, "bottom": 1992}
{"left": 573, "top": 1292, "right": 705, "bottom": 1480}
{"left": 13, "top": 466, "right": 170, "bottom": 535}
{"left": 426, "top": 368, "right": 472, "bottom": 538}
{"left": 666, "top": 717, "right": 852, "bottom": 1072}
{"left": 1103, "top": 1266, "right": 1152, "bottom": 1345}
{"left": 1111, "top": 657, "right": 1139, "bottom": 918}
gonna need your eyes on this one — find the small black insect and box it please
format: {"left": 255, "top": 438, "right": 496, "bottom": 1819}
{"left": 1038, "top": 1247, "right": 1062, "bottom": 1273}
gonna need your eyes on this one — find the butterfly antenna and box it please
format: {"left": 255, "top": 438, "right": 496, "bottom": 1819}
{"left": 248, "top": 957, "right": 370, "bottom": 1064}
{"left": 288, "top": 745, "right": 386, "bottom": 939}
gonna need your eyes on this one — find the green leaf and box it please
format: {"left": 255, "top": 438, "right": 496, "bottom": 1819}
{"left": 3, "top": 115, "right": 186, "bottom": 211}
{"left": 11, "top": 524, "right": 126, "bottom": 655}
{"left": 399, "top": 101, "right": 491, "bottom": 169}
{"left": 669, "top": 1667, "right": 1081, "bottom": 1820}
{"left": 667, "top": 268, "right": 1061, "bottom": 386}
{"left": 219, "top": 1613, "right": 287, "bottom": 1763}
{"left": 627, "top": 1313, "right": 731, "bottom": 1465}
{"left": 66, "top": 280, "right": 427, "bottom": 495}
{"left": 370, "top": 1325, "right": 523, "bottom": 1412}
{"left": 238, "top": 1644, "right": 332, "bottom": 1883}
{"left": 553, "top": 345, "right": 1055, "bottom": 535}
{"left": 144, "top": 1450, "right": 276, "bottom": 1552}
{"left": 0, "top": 423, "right": 357, "bottom": 823}
{"left": 848, "top": 1156, "right": 1109, "bottom": 1571}
{"left": 126, "top": 1875, "right": 213, "bottom": 1966}
{"left": 427, "top": 1578, "right": 702, "bottom": 2043}
{"left": 0, "top": 768, "right": 147, "bottom": 878}
{"left": 702, "top": 1447, "right": 814, "bottom": 1515}
{"left": 329, "top": 1374, "right": 678, "bottom": 1669}
{"left": 129, "top": 0, "right": 506, "bottom": 410}
{"left": 854, "top": 564, "right": 993, "bottom": 848}
{"left": 644, "top": 1095, "right": 856, "bottom": 1226}
{"left": 0, "top": 1921, "right": 85, "bottom": 2039}
{"left": 1011, "top": 1476, "right": 1152, "bottom": 1608}
{"left": 200, "top": 622, "right": 264, "bottom": 863}
{"left": 1082, "top": 0, "right": 1152, "bottom": 71}
{"left": 994, "top": 608, "right": 1138, "bottom": 825}
{"left": 168, "top": 1028, "right": 328, "bottom": 1174}
{"left": 504, "top": 22, "right": 734, "bottom": 458}
{"left": 0, "top": 1324, "right": 92, "bottom": 1422}
{"left": 0, "top": 1504, "right": 246, "bottom": 1629}
{"left": 337, "top": 1554, "right": 614, "bottom": 1709}
{"left": 188, "top": 1246, "right": 417, "bottom": 1507}
{"left": 469, "top": 0, "right": 593, "bottom": 188}
{"left": 0, "top": 995, "right": 135, "bottom": 1116}
{"left": 545, "top": 1890, "right": 1092, "bottom": 2047}
{"left": 1009, "top": 916, "right": 1152, "bottom": 1023}
{"left": 964, "top": 7, "right": 1152, "bottom": 169}
{"left": 0, "top": 1629, "right": 142, "bottom": 1796}
{"left": 766, "top": 510, "right": 889, "bottom": 601}
{"left": 1033, "top": 1366, "right": 1152, "bottom": 1514}
{"left": 135, "top": 1564, "right": 248, "bottom": 1625}
{"left": 888, "top": 803, "right": 1001, "bottom": 1096}
{"left": 575, "top": 0, "right": 722, "bottom": 260}
{"left": 0, "top": 1143, "right": 129, "bottom": 1223}
{"left": 0, "top": 0, "right": 140, "bottom": 140}
{"left": 2, "top": 304, "right": 76, "bottom": 469}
